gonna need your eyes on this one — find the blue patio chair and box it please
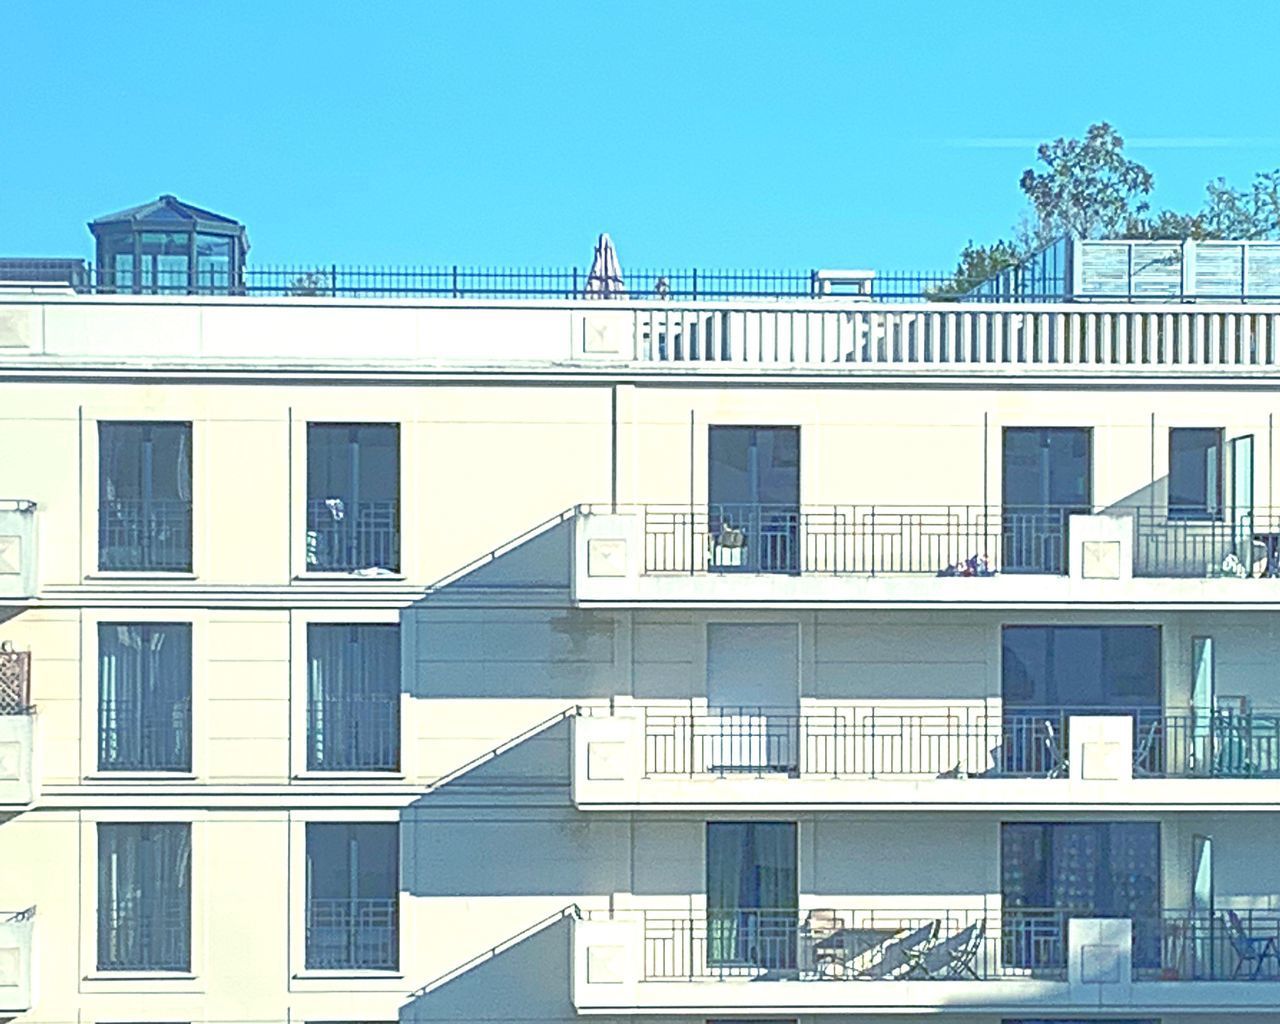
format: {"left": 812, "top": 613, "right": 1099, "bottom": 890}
{"left": 1227, "top": 910, "right": 1280, "bottom": 979}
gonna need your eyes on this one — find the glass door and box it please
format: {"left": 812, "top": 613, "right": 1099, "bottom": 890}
{"left": 1190, "top": 637, "right": 1215, "bottom": 774}
{"left": 706, "top": 822, "right": 798, "bottom": 973}
{"left": 708, "top": 427, "right": 800, "bottom": 573}
{"left": 706, "top": 624, "right": 800, "bottom": 774}
{"left": 1002, "top": 428, "right": 1091, "bottom": 573}
{"left": 1229, "top": 434, "right": 1255, "bottom": 567}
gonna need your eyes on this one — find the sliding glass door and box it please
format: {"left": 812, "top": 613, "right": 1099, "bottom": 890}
{"left": 708, "top": 427, "right": 800, "bottom": 573}
{"left": 707, "top": 822, "right": 797, "bottom": 972}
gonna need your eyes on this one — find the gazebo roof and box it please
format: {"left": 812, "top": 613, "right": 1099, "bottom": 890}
{"left": 89, "top": 195, "right": 248, "bottom": 247}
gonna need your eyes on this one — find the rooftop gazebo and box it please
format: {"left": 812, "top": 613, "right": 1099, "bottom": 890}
{"left": 89, "top": 194, "right": 249, "bottom": 295}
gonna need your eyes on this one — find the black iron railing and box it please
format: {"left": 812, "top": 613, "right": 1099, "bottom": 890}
{"left": 20, "top": 260, "right": 1280, "bottom": 302}
{"left": 643, "top": 503, "right": 1076, "bottom": 576}
{"left": 637, "top": 906, "right": 1057, "bottom": 981}
{"left": 307, "top": 695, "right": 401, "bottom": 772}
{"left": 305, "top": 499, "right": 399, "bottom": 573}
{"left": 1148, "top": 909, "right": 1280, "bottom": 980}
{"left": 634, "top": 503, "right": 1280, "bottom": 579}
{"left": 638, "top": 705, "right": 1280, "bottom": 780}
{"left": 631, "top": 907, "right": 1280, "bottom": 982}
{"left": 97, "top": 894, "right": 190, "bottom": 971}
{"left": 98, "top": 498, "right": 192, "bottom": 572}
{"left": 1132, "top": 508, "right": 1280, "bottom": 578}
{"left": 305, "top": 897, "right": 398, "bottom": 970}
{"left": 97, "top": 696, "right": 192, "bottom": 772}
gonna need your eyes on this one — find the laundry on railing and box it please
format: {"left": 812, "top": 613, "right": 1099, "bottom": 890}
{"left": 937, "top": 554, "right": 995, "bottom": 577}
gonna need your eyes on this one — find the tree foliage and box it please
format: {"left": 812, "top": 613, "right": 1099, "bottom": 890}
{"left": 934, "top": 123, "right": 1280, "bottom": 297}
{"left": 1021, "top": 122, "right": 1153, "bottom": 242}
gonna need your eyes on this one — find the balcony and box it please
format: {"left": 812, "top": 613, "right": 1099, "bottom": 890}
{"left": 0, "top": 501, "right": 36, "bottom": 600}
{"left": 572, "top": 704, "right": 1280, "bottom": 810}
{"left": 573, "top": 504, "right": 1280, "bottom": 606}
{"left": 0, "top": 908, "right": 34, "bottom": 1013}
{"left": 573, "top": 905, "right": 1280, "bottom": 1014}
{"left": 0, "top": 646, "right": 33, "bottom": 806}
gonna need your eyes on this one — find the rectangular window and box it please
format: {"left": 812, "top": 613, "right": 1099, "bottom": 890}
{"left": 305, "top": 823, "right": 398, "bottom": 970}
{"left": 1169, "top": 427, "right": 1223, "bottom": 519}
{"left": 307, "top": 624, "right": 400, "bottom": 772}
{"left": 97, "top": 823, "right": 191, "bottom": 971}
{"left": 99, "top": 422, "right": 193, "bottom": 572}
{"left": 706, "top": 822, "right": 797, "bottom": 970}
{"left": 1001, "top": 822, "right": 1160, "bottom": 971}
{"left": 98, "top": 623, "right": 192, "bottom": 772}
{"left": 1001, "top": 625, "right": 1161, "bottom": 709}
{"left": 306, "top": 424, "right": 400, "bottom": 573}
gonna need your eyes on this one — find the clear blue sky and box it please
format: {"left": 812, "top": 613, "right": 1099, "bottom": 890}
{"left": 3, "top": 0, "right": 1278, "bottom": 272}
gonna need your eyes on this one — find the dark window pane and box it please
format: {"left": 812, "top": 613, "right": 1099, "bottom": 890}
{"left": 1169, "top": 427, "right": 1223, "bottom": 519}
{"left": 305, "top": 823, "right": 399, "bottom": 970}
{"left": 708, "top": 427, "right": 800, "bottom": 574}
{"left": 98, "top": 623, "right": 192, "bottom": 771}
{"left": 307, "top": 625, "right": 400, "bottom": 771}
{"left": 97, "top": 823, "right": 191, "bottom": 971}
{"left": 1001, "top": 823, "right": 1160, "bottom": 970}
{"left": 1002, "top": 626, "right": 1160, "bottom": 708}
{"left": 306, "top": 424, "right": 400, "bottom": 572}
{"left": 99, "top": 422, "right": 193, "bottom": 571}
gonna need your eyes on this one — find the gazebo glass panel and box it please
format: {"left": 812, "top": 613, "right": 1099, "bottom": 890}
{"left": 195, "top": 234, "right": 231, "bottom": 292}
{"left": 138, "top": 232, "right": 190, "bottom": 293}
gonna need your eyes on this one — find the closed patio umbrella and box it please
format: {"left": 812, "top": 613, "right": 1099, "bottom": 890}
{"left": 583, "top": 232, "right": 627, "bottom": 298}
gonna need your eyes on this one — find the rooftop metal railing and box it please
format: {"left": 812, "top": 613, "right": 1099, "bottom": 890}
{"left": 12, "top": 258, "right": 1280, "bottom": 302}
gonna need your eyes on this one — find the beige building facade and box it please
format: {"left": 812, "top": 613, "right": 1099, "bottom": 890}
{"left": 1, "top": 281, "right": 1280, "bottom": 1024}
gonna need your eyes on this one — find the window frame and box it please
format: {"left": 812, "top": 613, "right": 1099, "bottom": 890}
{"left": 97, "top": 621, "right": 194, "bottom": 773}
{"left": 1168, "top": 426, "right": 1224, "bottom": 521}
{"left": 95, "top": 822, "right": 193, "bottom": 973}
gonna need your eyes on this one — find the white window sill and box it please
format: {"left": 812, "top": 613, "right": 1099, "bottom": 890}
{"left": 293, "top": 969, "right": 404, "bottom": 979}
{"left": 293, "top": 771, "right": 406, "bottom": 782}
{"left": 84, "top": 571, "right": 198, "bottom": 581}
{"left": 84, "top": 771, "right": 198, "bottom": 782}
{"left": 85, "top": 970, "right": 198, "bottom": 981}
{"left": 293, "top": 572, "right": 407, "bottom": 582}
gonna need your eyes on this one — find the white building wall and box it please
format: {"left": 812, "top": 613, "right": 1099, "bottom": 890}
{"left": 0, "top": 295, "right": 1277, "bottom": 1022}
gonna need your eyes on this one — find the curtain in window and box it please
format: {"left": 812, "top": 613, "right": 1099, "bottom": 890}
{"left": 98, "top": 623, "right": 192, "bottom": 771}
{"left": 98, "top": 422, "right": 193, "bottom": 571}
{"left": 97, "top": 823, "right": 191, "bottom": 971}
{"left": 307, "top": 625, "right": 400, "bottom": 771}
{"left": 707, "top": 823, "right": 796, "bottom": 968}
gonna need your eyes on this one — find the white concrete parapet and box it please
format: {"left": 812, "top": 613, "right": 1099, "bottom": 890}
{"left": 1069, "top": 512, "right": 1133, "bottom": 581}
{"left": 0, "top": 715, "right": 34, "bottom": 806}
{"left": 0, "top": 911, "right": 33, "bottom": 1013}
{"left": 572, "top": 713, "right": 643, "bottom": 806}
{"left": 0, "top": 502, "right": 37, "bottom": 600}
{"left": 1068, "top": 715, "right": 1133, "bottom": 782}
{"left": 573, "top": 914, "right": 642, "bottom": 1009}
{"left": 1068, "top": 917, "right": 1132, "bottom": 1003}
